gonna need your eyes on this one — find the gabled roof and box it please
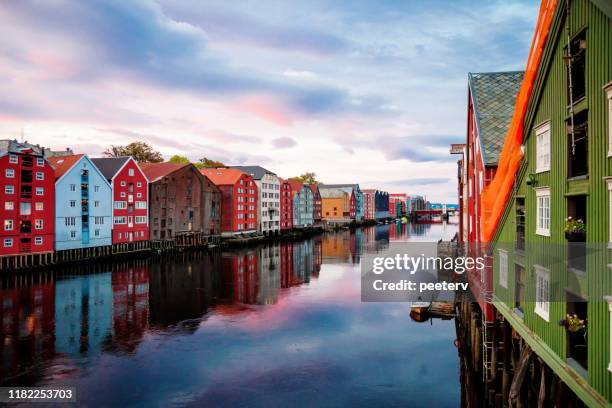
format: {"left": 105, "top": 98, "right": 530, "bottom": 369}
{"left": 47, "top": 154, "right": 84, "bottom": 180}
{"left": 90, "top": 157, "right": 131, "bottom": 181}
{"left": 309, "top": 184, "right": 320, "bottom": 194}
{"left": 200, "top": 168, "right": 247, "bottom": 186}
{"left": 288, "top": 180, "right": 306, "bottom": 192}
{"left": 321, "top": 183, "right": 359, "bottom": 190}
{"left": 468, "top": 71, "right": 524, "bottom": 165}
{"left": 139, "top": 162, "right": 190, "bottom": 182}
{"left": 230, "top": 165, "right": 276, "bottom": 180}
{"left": 320, "top": 188, "right": 346, "bottom": 198}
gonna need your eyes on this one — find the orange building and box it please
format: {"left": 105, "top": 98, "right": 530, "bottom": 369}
{"left": 320, "top": 188, "right": 349, "bottom": 223}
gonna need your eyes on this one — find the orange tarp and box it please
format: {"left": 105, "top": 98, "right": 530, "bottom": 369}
{"left": 480, "top": 0, "right": 558, "bottom": 242}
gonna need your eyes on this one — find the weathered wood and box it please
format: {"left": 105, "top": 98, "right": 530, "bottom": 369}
{"left": 509, "top": 346, "right": 533, "bottom": 402}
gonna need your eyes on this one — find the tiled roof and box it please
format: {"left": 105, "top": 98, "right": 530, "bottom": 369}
{"left": 91, "top": 157, "right": 130, "bottom": 181}
{"left": 47, "top": 154, "right": 84, "bottom": 180}
{"left": 469, "top": 71, "right": 524, "bottom": 165}
{"left": 230, "top": 165, "right": 276, "bottom": 180}
{"left": 139, "top": 162, "right": 189, "bottom": 182}
{"left": 288, "top": 180, "right": 305, "bottom": 192}
{"left": 200, "top": 168, "right": 246, "bottom": 186}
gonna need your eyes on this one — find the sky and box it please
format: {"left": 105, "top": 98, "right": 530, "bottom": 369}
{"left": 0, "top": 0, "right": 538, "bottom": 203}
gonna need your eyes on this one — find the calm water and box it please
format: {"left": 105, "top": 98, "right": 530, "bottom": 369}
{"left": 1, "top": 221, "right": 463, "bottom": 407}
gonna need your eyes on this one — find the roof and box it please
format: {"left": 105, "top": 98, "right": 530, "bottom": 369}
{"left": 230, "top": 165, "right": 276, "bottom": 180}
{"left": 200, "top": 168, "right": 246, "bottom": 186}
{"left": 309, "top": 184, "right": 319, "bottom": 194}
{"left": 288, "top": 180, "right": 306, "bottom": 192}
{"left": 0, "top": 139, "right": 45, "bottom": 156}
{"left": 139, "top": 162, "right": 190, "bottom": 182}
{"left": 468, "top": 71, "right": 524, "bottom": 165}
{"left": 47, "top": 154, "right": 84, "bottom": 180}
{"left": 321, "top": 183, "right": 358, "bottom": 190}
{"left": 91, "top": 157, "right": 130, "bottom": 181}
{"left": 320, "top": 188, "right": 346, "bottom": 199}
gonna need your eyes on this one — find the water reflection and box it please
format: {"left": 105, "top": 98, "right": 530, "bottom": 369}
{"left": 0, "top": 221, "right": 462, "bottom": 407}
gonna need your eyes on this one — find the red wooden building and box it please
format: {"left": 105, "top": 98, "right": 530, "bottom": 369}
{"left": 309, "top": 184, "right": 322, "bottom": 225}
{"left": 200, "top": 168, "right": 258, "bottom": 235}
{"left": 0, "top": 140, "right": 54, "bottom": 256}
{"left": 389, "top": 193, "right": 407, "bottom": 218}
{"left": 464, "top": 71, "right": 523, "bottom": 322}
{"left": 92, "top": 157, "right": 149, "bottom": 244}
{"left": 280, "top": 178, "right": 293, "bottom": 230}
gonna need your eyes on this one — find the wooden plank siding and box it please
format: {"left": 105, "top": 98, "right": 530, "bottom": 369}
{"left": 491, "top": 0, "right": 612, "bottom": 405}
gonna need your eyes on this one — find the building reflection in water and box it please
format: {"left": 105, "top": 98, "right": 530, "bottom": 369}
{"left": 0, "top": 223, "right": 446, "bottom": 387}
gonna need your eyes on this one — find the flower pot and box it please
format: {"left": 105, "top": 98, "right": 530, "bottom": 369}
{"left": 565, "top": 230, "right": 586, "bottom": 242}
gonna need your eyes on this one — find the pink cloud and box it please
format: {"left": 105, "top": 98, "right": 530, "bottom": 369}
{"left": 234, "top": 94, "right": 296, "bottom": 126}
{"left": 26, "top": 50, "right": 80, "bottom": 79}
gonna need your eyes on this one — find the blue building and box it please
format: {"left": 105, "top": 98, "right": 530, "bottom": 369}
{"left": 290, "top": 182, "right": 314, "bottom": 227}
{"left": 374, "top": 190, "right": 389, "bottom": 220}
{"left": 49, "top": 155, "right": 112, "bottom": 250}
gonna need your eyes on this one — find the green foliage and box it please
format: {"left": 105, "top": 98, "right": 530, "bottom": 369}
{"left": 196, "top": 157, "right": 225, "bottom": 168}
{"left": 168, "top": 155, "right": 190, "bottom": 164}
{"left": 564, "top": 216, "right": 585, "bottom": 233}
{"left": 104, "top": 142, "right": 163, "bottom": 163}
{"left": 289, "top": 172, "right": 318, "bottom": 184}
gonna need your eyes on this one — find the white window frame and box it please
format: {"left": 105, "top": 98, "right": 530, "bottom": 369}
{"left": 535, "top": 187, "right": 551, "bottom": 237}
{"left": 535, "top": 121, "right": 551, "bottom": 173}
{"left": 5, "top": 185, "right": 14, "bottom": 194}
{"left": 35, "top": 202, "right": 43, "bottom": 211}
{"left": 36, "top": 158, "right": 44, "bottom": 167}
{"left": 5, "top": 169, "right": 14, "bottom": 178}
{"left": 498, "top": 249, "right": 508, "bottom": 288}
{"left": 5, "top": 202, "right": 13, "bottom": 211}
{"left": 4, "top": 238, "right": 12, "bottom": 247}
{"left": 34, "top": 237, "right": 43, "bottom": 245}
{"left": 534, "top": 265, "right": 550, "bottom": 321}
{"left": 605, "top": 294, "right": 612, "bottom": 372}
{"left": 35, "top": 219, "right": 43, "bottom": 230}
{"left": 128, "top": 168, "right": 134, "bottom": 176}
{"left": 36, "top": 172, "right": 44, "bottom": 180}
{"left": 605, "top": 83, "right": 612, "bottom": 157}
{"left": 4, "top": 219, "right": 13, "bottom": 231}
{"left": 606, "top": 177, "right": 612, "bottom": 247}
{"left": 35, "top": 187, "right": 44, "bottom": 196}
{"left": 9, "top": 154, "right": 18, "bottom": 164}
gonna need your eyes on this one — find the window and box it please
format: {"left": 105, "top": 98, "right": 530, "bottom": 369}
{"left": 70, "top": 184, "right": 76, "bottom": 191}
{"left": 135, "top": 216, "right": 147, "bottom": 224}
{"left": 5, "top": 202, "right": 13, "bottom": 210}
{"left": 468, "top": 179, "right": 473, "bottom": 197}
{"left": 568, "top": 110, "right": 588, "bottom": 178}
{"left": 4, "top": 220, "right": 13, "bottom": 231}
{"left": 35, "top": 219, "right": 43, "bottom": 230}
{"left": 128, "top": 168, "right": 134, "bottom": 176}
{"left": 137, "top": 182, "right": 142, "bottom": 187}
{"left": 36, "top": 202, "right": 43, "bottom": 211}
{"left": 5, "top": 169, "right": 14, "bottom": 178}
{"left": 567, "top": 30, "right": 586, "bottom": 104}
{"left": 515, "top": 264, "right": 525, "bottom": 314}
{"left": 94, "top": 200, "right": 100, "bottom": 207}
{"left": 606, "top": 296, "right": 612, "bottom": 372}
{"left": 136, "top": 201, "right": 147, "bottom": 209}
{"left": 535, "top": 188, "right": 551, "bottom": 236}
{"left": 4, "top": 238, "right": 12, "bottom": 247}
{"left": 121, "top": 181, "right": 126, "bottom": 187}
{"left": 37, "top": 158, "right": 44, "bottom": 166}
{"left": 498, "top": 249, "right": 508, "bottom": 288}
{"left": 114, "top": 216, "right": 127, "bottom": 224}
{"left": 535, "top": 122, "right": 551, "bottom": 173}
{"left": 94, "top": 229, "right": 100, "bottom": 237}
{"left": 9, "top": 154, "right": 17, "bottom": 164}
{"left": 115, "top": 201, "right": 127, "bottom": 209}
{"left": 35, "top": 187, "right": 43, "bottom": 196}
{"left": 516, "top": 197, "right": 526, "bottom": 251}
{"left": 5, "top": 185, "right": 14, "bottom": 194}
{"left": 94, "top": 186, "right": 100, "bottom": 192}
{"left": 35, "top": 237, "right": 43, "bottom": 245}
{"left": 70, "top": 231, "right": 76, "bottom": 238}
{"left": 120, "top": 192, "right": 126, "bottom": 198}
{"left": 479, "top": 171, "right": 483, "bottom": 192}
{"left": 534, "top": 265, "right": 550, "bottom": 321}
{"left": 65, "top": 217, "right": 76, "bottom": 226}
{"left": 70, "top": 200, "right": 76, "bottom": 207}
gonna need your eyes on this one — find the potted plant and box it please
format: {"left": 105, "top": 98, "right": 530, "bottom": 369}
{"left": 559, "top": 314, "right": 586, "bottom": 333}
{"left": 564, "top": 216, "right": 586, "bottom": 242}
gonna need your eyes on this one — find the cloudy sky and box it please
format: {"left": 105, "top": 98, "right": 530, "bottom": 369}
{"left": 0, "top": 0, "right": 537, "bottom": 203}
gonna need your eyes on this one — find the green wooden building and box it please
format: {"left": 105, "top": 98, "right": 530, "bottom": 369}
{"left": 490, "top": 0, "right": 612, "bottom": 406}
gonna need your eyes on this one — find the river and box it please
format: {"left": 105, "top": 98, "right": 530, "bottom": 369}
{"left": 0, "top": 220, "right": 464, "bottom": 407}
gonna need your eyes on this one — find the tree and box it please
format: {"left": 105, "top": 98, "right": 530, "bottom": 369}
{"left": 104, "top": 142, "right": 163, "bottom": 163}
{"left": 195, "top": 157, "right": 225, "bottom": 169}
{"left": 168, "top": 155, "right": 190, "bottom": 164}
{"left": 289, "top": 172, "right": 318, "bottom": 184}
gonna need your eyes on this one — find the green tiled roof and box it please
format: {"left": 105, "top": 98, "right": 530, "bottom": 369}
{"left": 469, "top": 71, "right": 524, "bottom": 165}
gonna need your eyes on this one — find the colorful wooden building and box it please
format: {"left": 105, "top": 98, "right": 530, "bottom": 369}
{"left": 91, "top": 157, "right": 149, "bottom": 244}
{"left": 48, "top": 155, "right": 112, "bottom": 251}
{"left": 374, "top": 190, "right": 390, "bottom": 220}
{"left": 490, "top": 1, "right": 612, "bottom": 405}
{"left": 362, "top": 189, "right": 376, "bottom": 220}
{"left": 201, "top": 168, "right": 257, "bottom": 236}
{"left": 321, "top": 184, "right": 362, "bottom": 220}
{"left": 0, "top": 140, "right": 55, "bottom": 256}
{"left": 231, "top": 166, "right": 280, "bottom": 236}
{"left": 389, "top": 193, "right": 408, "bottom": 218}
{"left": 142, "top": 163, "right": 221, "bottom": 240}
{"left": 310, "top": 184, "right": 322, "bottom": 226}
{"left": 320, "top": 187, "right": 350, "bottom": 224}
{"left": 280, "top": 178, "right": 293, "bottom": 230}
{"left": 288, "top": 180, "right": 313, "bottom": 228}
